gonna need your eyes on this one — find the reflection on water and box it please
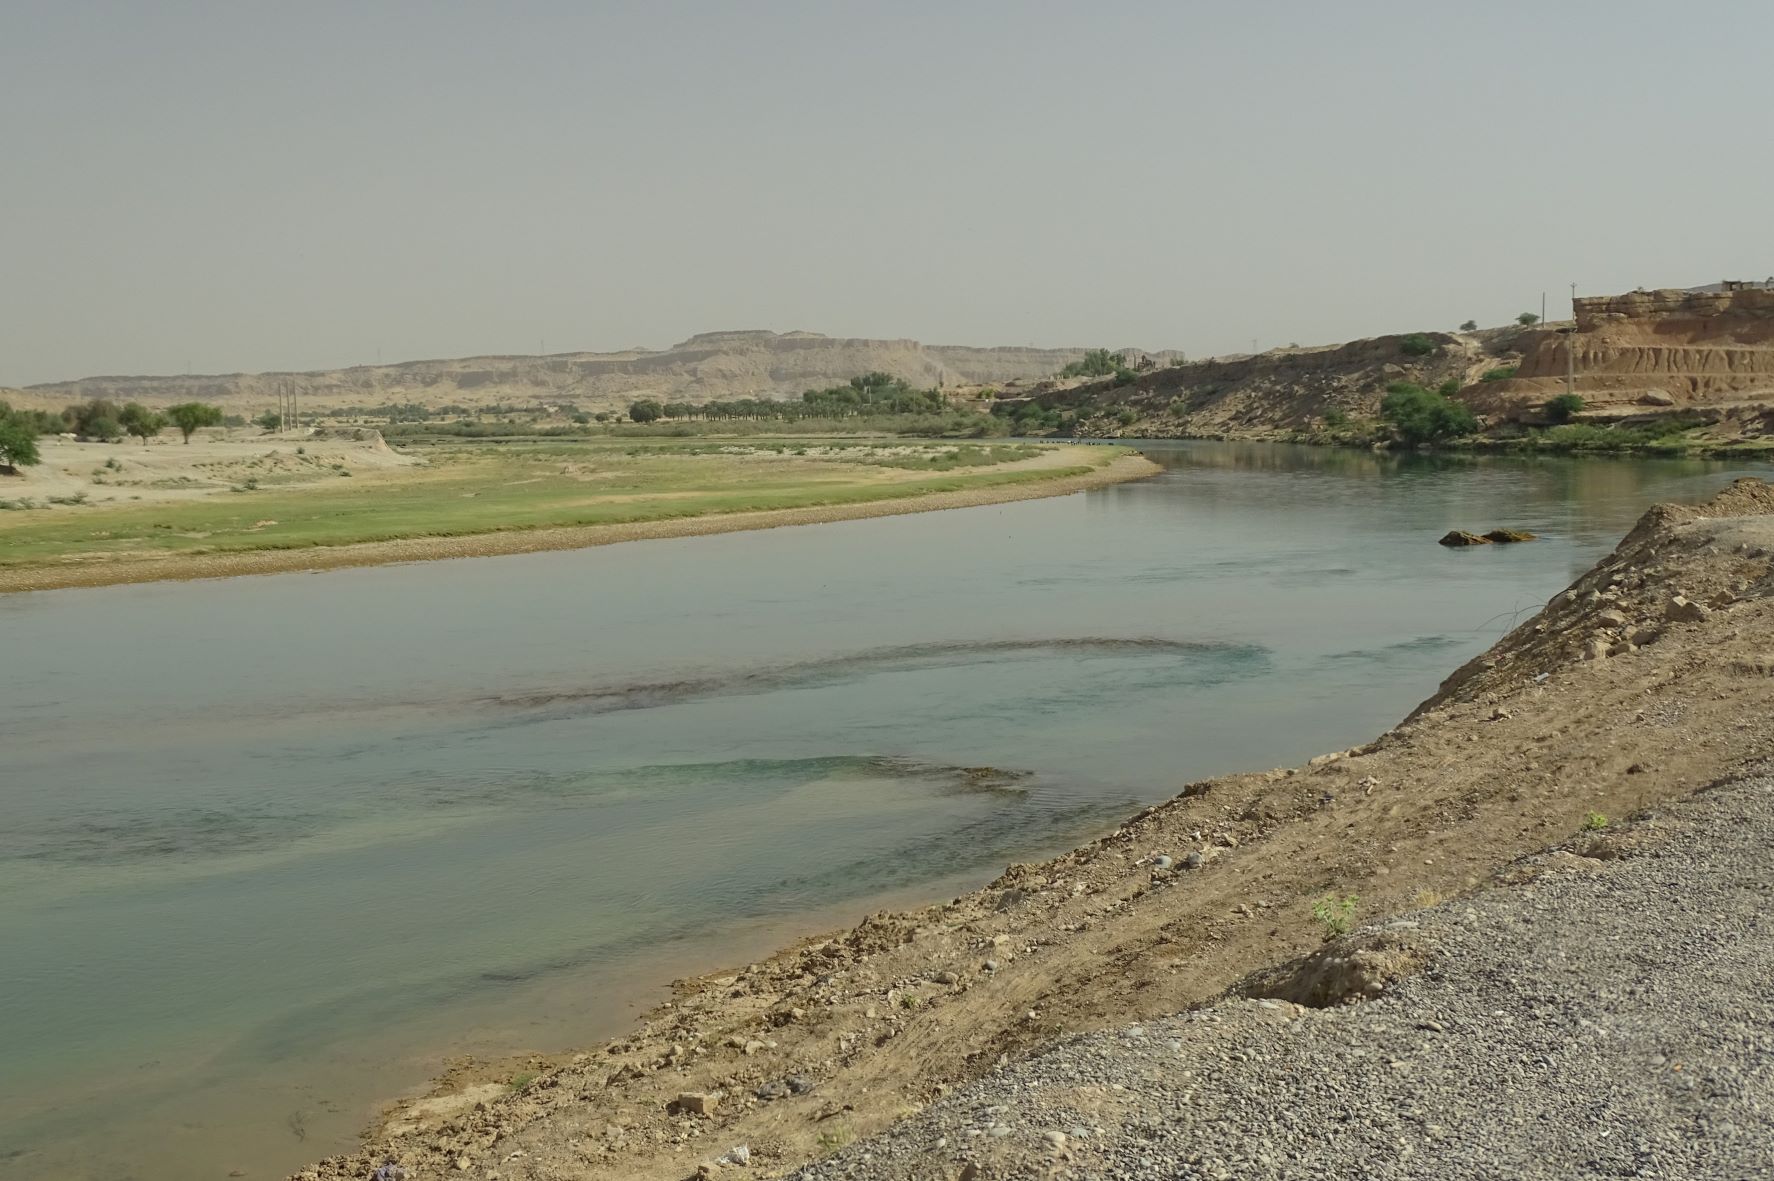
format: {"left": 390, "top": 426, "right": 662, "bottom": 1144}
{"left": 0, "top": 440, "right": 1764, "bottom": 1179}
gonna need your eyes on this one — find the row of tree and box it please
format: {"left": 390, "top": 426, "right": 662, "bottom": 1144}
{"left": 0, "top": 399, "right": 226, "bottom": 469}
{"left": 628, "top": 373, "right": 949, "bottom": 423}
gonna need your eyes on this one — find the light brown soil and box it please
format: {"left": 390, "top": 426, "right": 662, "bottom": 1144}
{"left": 299, "top": 479, "right": 1774, "bottom": 1181}
{"left": 0, "top": 452, "right": 1158, "bottom": 594}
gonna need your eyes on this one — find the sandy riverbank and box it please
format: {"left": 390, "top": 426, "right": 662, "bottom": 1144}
{"left": 0, "top": 451, "right": 1158, "bottom": 594}
{"left": 296, "top": 478, "right": 1774, "bottom": 1180}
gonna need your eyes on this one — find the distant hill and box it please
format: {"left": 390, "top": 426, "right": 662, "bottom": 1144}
{"left": 13, "top": 331, "right": 1132, "bottom": 414}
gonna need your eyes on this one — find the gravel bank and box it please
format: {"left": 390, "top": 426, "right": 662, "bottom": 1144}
{"left": 790, "top": 771, "right": 1774, "bottom": 1181}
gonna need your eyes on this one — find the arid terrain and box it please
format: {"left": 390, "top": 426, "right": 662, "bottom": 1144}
{"left": 296, "top": 479, "right": 1774, "bottom": 1181}
{"left": 1, "top": 332, "right": 1135, "bottom": 418}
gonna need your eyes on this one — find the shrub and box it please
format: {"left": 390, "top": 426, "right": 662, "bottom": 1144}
{"left": 1109, "top": 367, "right": 1137, "bottom": 388}
{"left": 1481, "top": 366, "right": 1517, "bottom": 382}
{"left": 1582, "top": 810, "right": 1609, "bottom": 831}
{"left": 1437, "top": 378, "right": 1461, "bottom": 397}
{"left": 1322, "top": 407, "right": 1349, "bottom": 428}
{"left": 1312, "top": 894, "right": 1358, "bottom": 939}
{"left": 1380, "top": 382, "right": 1477, "bottom": 445}
{"left": 1459, "top": 319, "right": 1478, "bottom": 332}
{"left": 1115, "top": 407, "right": 1138, "bottom": 425}
{"left": 1398, "top": 333, "right": 1438, "bottom": 357}
{"left": 1517, "top": 312, "right": 1540, "bottom": 326}
{"left": 1545, "top": 393, "right": 1586, "bottom": 423}
{"left": 627, "top": 399, "right": 664, "bottom": 423}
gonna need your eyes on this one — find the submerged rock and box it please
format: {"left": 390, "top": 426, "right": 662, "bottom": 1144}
{"left": 1483, "top": 529, "right": 1538, "bottom": 543}
{"left": 1439, "top": 530, "right": 1492, "bottom": 547}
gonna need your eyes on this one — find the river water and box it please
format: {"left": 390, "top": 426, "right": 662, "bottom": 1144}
{"left": 0, "top": 441, "right": 1764, "bottom": 1179}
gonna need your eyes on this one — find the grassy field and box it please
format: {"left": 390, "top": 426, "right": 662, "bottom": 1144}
{"left": 0, "top": 438, "right": 1116, "bottom": 572}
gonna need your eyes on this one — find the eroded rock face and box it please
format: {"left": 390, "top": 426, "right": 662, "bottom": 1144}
{"left": 1468, "top": 287, "right": 1774, "bottom": 419}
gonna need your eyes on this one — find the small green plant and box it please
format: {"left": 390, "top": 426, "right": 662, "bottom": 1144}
{"left": 1545, "top": 393, "right": 1586, "bottom": 423}
{"left": 1115, "top": 407, "right": 1138, "bottom": 425}
{"left": 1323, "top": 407, "right": 1350, "bottom": 428}
{"left": 104, "top": 457, "right": 122, "bottom": 471}
{"left": 1398, "top": 333, "right": 1438, "bottom": 357}
{"left": 816, "top": 1125, "right": 854, "bottom": 1153}
{"left": 508, "top": 1072, "right": 536, "bottom": 1093}
{"left": 898, "top": 993, "right": 922, "bottom": 1010}
{"left": 1582, "top": 810, "right": 1609, "bottom": 831}
{"left": 1517, "top": 312, "right": 1540, "bottom": 326}
{"left": 1481, "top": 366, "right": 1518, "bottom": 381}
{"left": 1312, "top": 894, "right": 1358, "bottom": 939}
{"left": 47, "top": 491, "right": 89, "bottom": 506}
{"left": 1109, "top": 367, "right": 1137, "bottom": 388}
{"left": 295, "top": 445, "right": 306, "bottom": 455}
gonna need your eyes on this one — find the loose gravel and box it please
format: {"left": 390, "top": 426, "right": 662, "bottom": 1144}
{"left": 789, "top": 771, "right": 1774, "bottom": 1181}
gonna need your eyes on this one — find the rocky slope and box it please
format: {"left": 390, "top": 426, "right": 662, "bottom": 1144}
{"left": 12, "top": 333, "right": 1106, "bottom": 416}
{"left": 295, "top": 479, "right": 1774, "bottom": 1181}
{"left": 793, "top": 768, "right": 1774, "bottom": 1180}
{"left": 1006, "top": 327, "right": 1533, "bottom": 438}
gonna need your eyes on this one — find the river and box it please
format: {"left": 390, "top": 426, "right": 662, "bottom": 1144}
{"left": 0, "top": 441, "right": 1764, "bottom": 1180}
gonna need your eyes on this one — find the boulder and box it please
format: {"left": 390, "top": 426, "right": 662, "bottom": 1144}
{"left": 1666, "top": 595, "right": 1711, "bottom": 624}
{"left": 1483, "top": 529, "right": 1537, "bottom": 543}
{"left": 1640, "top": 389, "right": 1677, "bottom": 406}
{"left": 1439, "top": 530, "right": 1492, "bottom": 547}
{"left": 671, "top": 1092, "right": 720, "bottom": 1116}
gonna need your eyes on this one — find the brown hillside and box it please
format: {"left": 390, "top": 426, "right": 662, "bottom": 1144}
{"left": 12, "top": 332, "right": 1104, "bottom": 416}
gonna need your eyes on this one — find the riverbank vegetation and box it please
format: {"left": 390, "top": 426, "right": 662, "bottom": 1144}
{"left": 0, "top": 438, "right": 1123, "bottom": 578}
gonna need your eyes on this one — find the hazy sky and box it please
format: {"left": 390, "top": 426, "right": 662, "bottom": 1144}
{"left": 3, "top": 1, "right": 1769, "bottom": 386}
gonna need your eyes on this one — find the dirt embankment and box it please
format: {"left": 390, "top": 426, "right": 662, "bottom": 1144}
{"left": 297, "top": 478, "right": 1774, "bottom": 1181}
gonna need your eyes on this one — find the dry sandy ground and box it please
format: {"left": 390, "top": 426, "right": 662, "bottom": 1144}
{"left": 295, "top": 478, "right": 1774, "bottom": 1181}
{"left": 0, "top": 450, "right": 1158, "bottom": 594}
{"left": 2, "top": 430, "right": 414, "bottom": 507}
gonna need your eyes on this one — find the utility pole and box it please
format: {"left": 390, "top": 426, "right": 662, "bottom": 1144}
{"left": 1541, "top": 291, "right": 1546, "bottom": 326}
{"left": 1566, "top": 282, "right": 1578, "bottom": 400}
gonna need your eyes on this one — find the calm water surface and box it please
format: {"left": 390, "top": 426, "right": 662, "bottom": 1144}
{"left": 0, "top": 441, "right": 1765, "bottom": 1179}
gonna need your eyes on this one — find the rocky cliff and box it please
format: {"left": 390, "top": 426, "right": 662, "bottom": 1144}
{"left": 1468, "top": 287, "right": 1774, "bottom": 420}
{"left": 15, "top": 332, "right": 1102, "bottom": 414}
{"left": 1017, "top": 328, "right": 1531, "bottom": 436}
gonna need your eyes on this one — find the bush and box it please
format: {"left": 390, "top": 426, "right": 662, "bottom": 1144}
{"left": 1481, "top": 366, "right": 1517, "bottom": 382}
{"left": 1398, "top": 333, "right": 1438, "bottom": 357}
{"left": 627, "top": 399, "right": 663, "bottom": 423}
{"left": 1322, "top": 407, "right": 1349, "bottom": 428}
{"left": 1380, "top": 381, "right": 1477, "bottom": 446}
{"left": 1109, "top": 367, "right": 1137, "bottom": 388}
{"left": 1115, "top": 408, "right": 1138, "bottom": 426}
{"left": 1517, "top": 312, "right": 1540, "bottom": 326}
{"left": 1459, "top": 319, "right": 1478, "bottom": 332}
{"left": 1059, "top": 349, "right": 1121, "bottom": 379}
{"left": 1544, "top": 393, "right": 1586, "bottom": 423}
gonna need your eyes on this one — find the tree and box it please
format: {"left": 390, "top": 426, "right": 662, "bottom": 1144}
{"left": 1517, "top": 312, "right": 1540, "bottom": 326}
{"left": 62, "top": 398, "right": 123, "bottom": 439}
{"left": 255, "top": 410, "right": 282, "bottom": 432}
{"left": 1380, "top": 381, "right": 1477, "bottom": 446}
{"left": 0, "top": 412, "right": 42, "bottom": 470}
{"left": 119, "top": 403, "right": 167, "bottom": 444}
{"left": 165, "top": 402, "right": 223, "bottom": 443}
{"left": 1545, "top": 393, "right": 1586, "bottom": 423}
{"left": 1459, "top": 319, "right": 1479, "bottom": 332}
{"left": 627, "top": 399, "right": 663, "bottom": 423}
{"left": 1060, "top": 349, "right": 1121, "bottom": 379}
